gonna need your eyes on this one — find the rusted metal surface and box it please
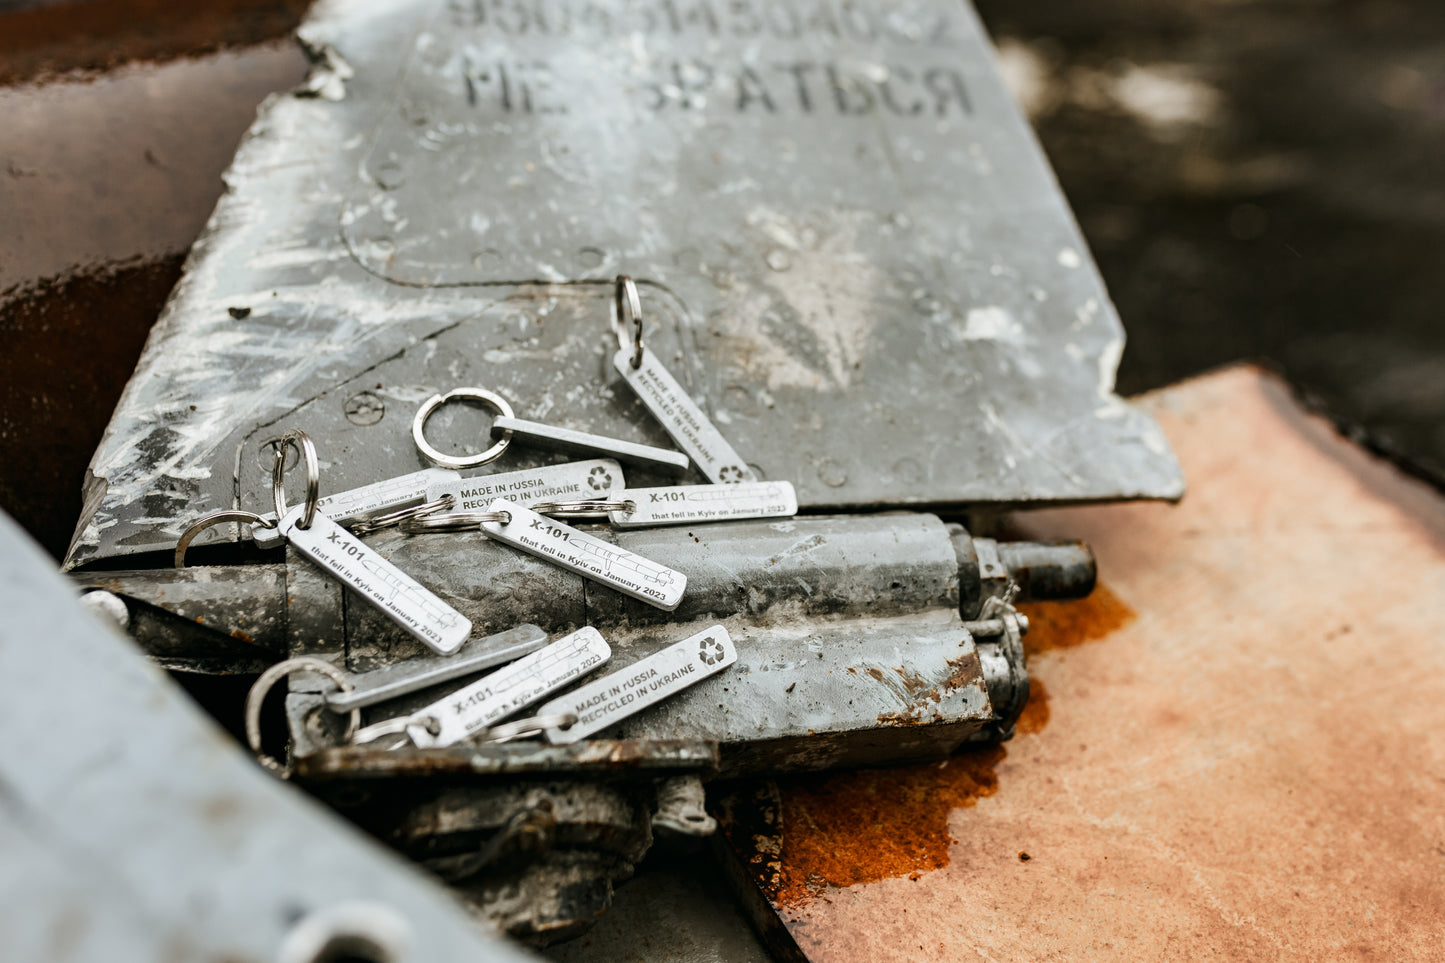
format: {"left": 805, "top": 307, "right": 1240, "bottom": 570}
{"left": 296, "top": 739, "right": 719, "bottom": 781}
{"left": 716, "top": 365, "right": 1445, "bottom": 961}
{"left": 80, "top": 515, "right": 1065, "bottom": 774}
{"left": 61, "top": 0, "right": 1183, "bottom": 570}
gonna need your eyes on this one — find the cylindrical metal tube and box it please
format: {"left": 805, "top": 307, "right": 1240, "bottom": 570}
{"left": 996, "top": 539, "right": 1097, "bottom": 601}
{"left": 77, "top": 513, "right": 1094, "bottom": 674}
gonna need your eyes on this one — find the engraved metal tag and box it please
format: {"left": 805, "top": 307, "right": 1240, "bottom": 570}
{"left": 426, "top": 459, "right": 625, "bottom": 513}
{"left": 609, "top": 481, "right": 798, "bottom": 529}
{"left": 407, "top": 626, "right": 611, "bottom": 748}
{"left": 324, "top": 623, "right": 548, "bottom": 712}
{"left": 254, "top": 467, "right": 459, "bottom": 548}
{"left": 538, "top": 626, "right": 736, "bottom": 744}
{"left": 279, "top": 506, "right": 471, "bottom": 655}
{"left": 481, "top": 499, "right": 687, "bottom": 610}
{"left": 490, "top": 417, "right": 689, "bottom": 476}
{"left": 613, "top": 346, "right": 756, "bottom": 484}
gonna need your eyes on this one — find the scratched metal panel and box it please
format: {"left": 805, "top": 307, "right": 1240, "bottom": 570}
{"left": 0, "top": 511, "right": 538, "bottom": 963}
{"left": 65, "top": 0, "right": 1182, "bottom": 569}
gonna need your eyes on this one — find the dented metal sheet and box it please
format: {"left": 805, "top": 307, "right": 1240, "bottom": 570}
{"left": 65, "top": 0, "right": 1182, "bottom": 569}
{"left": 0, "top": 512, "right": 537, "bottom": 963}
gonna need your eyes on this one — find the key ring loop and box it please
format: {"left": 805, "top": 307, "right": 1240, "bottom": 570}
{"left": 412, "top": 387, "right": 515, "bottom": 470}
{"left": 351, "top": 713, "right": 441, "bottom": 747}
{"left": 244, "top": 657, "right": 360, "bottom": 775}
{"left": 349, "top": 495, "right": 456, "bottom": 535}
{"left": 531, "top": 498, "right": 635, "bottom": 518}
{"left": 399, "top": 510, "right": 513, "bottom": 534}
{"left": 478, "top": 711, "right": 579, "bottom": 744}
{"left": 265, "top": 429, "right": 321, "bottom": 530}
{"left": 615, "top": 275, "right": 643, "bottom": 369}
{"left": 175, "top": 509, "right": 276, "bottom": 567}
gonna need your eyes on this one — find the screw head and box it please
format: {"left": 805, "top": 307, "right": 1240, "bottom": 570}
{"left": 344, "top": 392, "right": 386, "bottom": 426}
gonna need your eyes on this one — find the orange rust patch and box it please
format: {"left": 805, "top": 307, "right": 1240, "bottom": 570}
{"left": 230, "top": 628, "right": 254, "bottom": 644}
{"left": 1014, "top": 678, "right": 1050, "bottom": 735}
{"left": 1018, "top": 582, "right": 1135, "bottom": 657}
{"left": 725, "top": 653, "right": 1056, "bottom": 911}
{"left": 756, "top": 744, "right": 1007, "bottom": 908}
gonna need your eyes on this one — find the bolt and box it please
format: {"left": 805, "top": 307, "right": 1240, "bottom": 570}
{"left": 344, "top": 392, "right": 386, "bottom": 426}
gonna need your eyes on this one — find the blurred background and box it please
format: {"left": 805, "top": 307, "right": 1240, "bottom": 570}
{"left": 2, "top": 0, "right": 1442, "bottom": 560}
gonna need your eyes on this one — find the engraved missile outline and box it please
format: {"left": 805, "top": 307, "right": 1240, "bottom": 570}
{"left": 639, "top": 481, "right": 790, "bottom": 505}
{"left": 571, "top": 533, "right": 682, "bottom": 588}
{"left": 280, "top": 508, "right": 471, "bottom": 650}
{"left": 356, "top": 550, "right": 468, "bottom": 632}
{"left": 408, "top": 626, "right": 611, "bottom": 747}
{"left": 481, "top": 499, "right": 686, "bottom": 608}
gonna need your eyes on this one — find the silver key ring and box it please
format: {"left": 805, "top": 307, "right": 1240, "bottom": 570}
{"left": 244, "top": 657, "right": 360, "bottom": 775}
{"left": 265, "top": 429, "right": 321, "bottom": 530}
{"left": 615, "top": 275, "right": 643, "bottom": 369}
{"left": 531, "top": 498, "right": 636, "bottom": 518}
{"left": 412, "top": 387, "right": 515, "bottom": 470}
{"left": 175, "top": 509, "right": 276, "bottom": 568}
{"left": 348, "top": 495, "right": 455, "bottom": 535}
{"left": 478, "top": 711, "right": 579, "bottom": 744}
{"left": 399, "top": 510, "right": 513, "bottom": 534}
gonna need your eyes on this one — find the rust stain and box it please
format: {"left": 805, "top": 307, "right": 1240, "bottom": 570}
{"left": 893, "top": 666, "right": 932, "bottom": 695}
{"left": 763, "top": 746, "right": 1006, "bottom": 908}
{"left": 1014, "top": 678, "right": 1051, "bottom": 735}
{"left": 725, "top": 678, "right": 1053, "bottom": 910}
{"left": 229, "top": 628, "right": 255, "bottom": 644}
{"left": 874, "top": 710, "right": 930, "bottom": 727}
{"left": 0, "top": 0, "right": 310, "bottom": 85}
{"left": 1018, "top": 581, "right": 1136, "bottom": 657}
{"left": 1, "top": 257, "right": 184, "bottom": 559}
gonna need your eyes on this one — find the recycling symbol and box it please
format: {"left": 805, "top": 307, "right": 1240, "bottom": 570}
{"left": 588, "top": 466, "right": 614, "bottom": 492}
{"left": 718, "top": 465, "right": 745, "bottom": 484}
{"left": 698, "top": 636, "right": 726, "bottom": 666}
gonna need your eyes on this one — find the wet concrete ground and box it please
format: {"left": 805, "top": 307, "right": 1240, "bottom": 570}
{"left": 976, "top": 0, "right": 1445, "bottom": 484}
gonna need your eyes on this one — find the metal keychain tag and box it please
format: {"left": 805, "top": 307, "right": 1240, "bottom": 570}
{"left": 279, "top": 506, "right": 472, "bottom": 655}
{"left": 608, "top": 481, "right": 797, "bottom": 528}
{"left": 425, "top": 459, "right": 625, "bottom": 513}
{"left": 324, "top": 623, "right": 548, "bottom": 712}
{"left": 481, "top": 499, "right": 687, "bottom": 610}
{"left": 406, "top": 626, "right": 611, "bottom": 748}
{"left": 538, "top": 625, "right": 736, "bottom": 744}
{"left": 612, "top": 346, "right": 757, "bottom": 485}
{"left": 253, "top": 467, "right": 459, "bottom": 548}
{"left": 488, "top": 417, "right": 690, "bottom": 476}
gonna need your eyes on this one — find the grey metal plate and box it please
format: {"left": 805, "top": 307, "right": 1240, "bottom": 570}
{"left": 65, "top": 0, "right": 1182, "bottom": 569}
{"left": 0, "top": 510, "right": 537, "bottom": 963}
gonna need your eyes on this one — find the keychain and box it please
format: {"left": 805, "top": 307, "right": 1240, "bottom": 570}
{"left": 610, "top": 276, "right": 757, "bottom": 484}
{"left": 407, "top": 498, "right": 688, "bottom": 611}
{"left": 531, "top": 480, "right": 798, "bottom": 528}
{"left": 241, "top": 624, "right": 548, "bottom": 771}
{"left": 351, "top": 626, "right": 613, "bottom": 749}
{"left": 175, "top": 430, "right": 472, "bottom": 655}
{"left": 413, "top": 386, "right": 687, "bottom": 476}
{"left": 250, "top": 467, "right": 459, "bottom": 548}
{"left": 536, "top": 625, "right": 736, "bottom": 743}
{"left": 423, "top": 458, "right": 627, "bottom": 513}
